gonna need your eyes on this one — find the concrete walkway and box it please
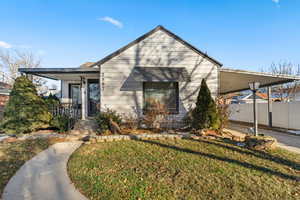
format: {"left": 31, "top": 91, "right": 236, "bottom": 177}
{"left": 229, "top": 123, "right": 300, "bottom": 154}
{"left": 2, "top": 142, "right": 87, "bottom": 200}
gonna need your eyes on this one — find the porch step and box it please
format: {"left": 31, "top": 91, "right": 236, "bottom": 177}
{"left": 70, "top": 119, "right": 99, "bottom": 135}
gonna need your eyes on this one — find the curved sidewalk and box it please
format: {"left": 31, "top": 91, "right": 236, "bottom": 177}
{"left": 2, "top": 142, "right": 88, "bottom": 200}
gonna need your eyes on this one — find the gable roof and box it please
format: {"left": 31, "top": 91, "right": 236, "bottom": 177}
{"left": 91, "top": 25, "right": 222, "bottom": 67}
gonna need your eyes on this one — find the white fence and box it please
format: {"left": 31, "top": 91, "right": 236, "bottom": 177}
{"left": 229, "top": 102, "right": 300, "bottom": 130}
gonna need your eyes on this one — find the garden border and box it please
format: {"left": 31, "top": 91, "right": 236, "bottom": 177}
{"left": 84, "top": 133, "right": 200, "bottom": 144}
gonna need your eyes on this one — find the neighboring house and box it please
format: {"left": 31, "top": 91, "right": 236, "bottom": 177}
{"left": 289, "top": 86, "right": 300, "bottom": 102}
{"left": 0, "top": 82, "right": 12, "bottom": 106}
{"left": 236, "top": 92, "right": 268, "bottom": 104}
{"left": 230, "top": 92, "right": 282, "bottom": 104}
{"left": 19, "top": 25, "right": 300, "bottom": 121}
{"left": 294, "top": 91, "right": 300, "bottom": 101}
{"left": 0, "top": 82, "right": 12, "bottom": 117}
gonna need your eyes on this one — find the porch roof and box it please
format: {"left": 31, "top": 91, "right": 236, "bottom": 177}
{"left": 19, "top": 68, "right": 99, "bottom": 80}
{"left": 220, "top": 68, "right": 300, "bottom": 94}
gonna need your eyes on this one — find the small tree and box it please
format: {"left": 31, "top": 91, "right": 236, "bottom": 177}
{"left": 191, "top": 79, "right": 220, "bottom": 130}
{"left": 1, "top": 76, "right": 51, "bottom": 134}
{"left": 216, "top": 96, "right": 231, "bottom": 131}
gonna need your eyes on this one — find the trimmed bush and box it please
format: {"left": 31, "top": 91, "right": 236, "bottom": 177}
{"left": 95, "top": 108, "right": 122, "bottom": 134}
{"left": 1, "top": 76, "right": 52, "bottom": 134}
{"left": 191, "top": 79, "right": 220, "bottom": 130}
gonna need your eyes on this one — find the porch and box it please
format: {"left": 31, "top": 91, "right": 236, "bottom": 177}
{"left": 19, "top": 67, "right": 100, "bottom": 120}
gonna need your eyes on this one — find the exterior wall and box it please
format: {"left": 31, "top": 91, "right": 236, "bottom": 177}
{"left": 61, "top": 80, "right": 81, "bottom": 103}
{"left": 100, "top": 30, "right": 220, "bottom": 120}
{"left": 229, "top": 102, "right": 300, "bottom": 130}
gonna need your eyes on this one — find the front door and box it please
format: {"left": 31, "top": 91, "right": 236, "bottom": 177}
{"left": 87, "top": 79, "right": 100, "bottom": 116}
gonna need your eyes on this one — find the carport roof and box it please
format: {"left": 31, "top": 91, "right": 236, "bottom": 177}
{"left": 220, "top": 68, "right": 300, "bottom": 94}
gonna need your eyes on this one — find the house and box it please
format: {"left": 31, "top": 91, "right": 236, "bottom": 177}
{"left": 232, "top": 92, "right": 269, "bottom": 104}
{"left": 285, "top": 85, "right": 300, "bottom": 102}
{"left": 0, "top": 82, "right": 12, "bottom": 105}
{"left": 0, "top": 82, "right": 12, "bottom": 118}
{"left": 19, "top": 25, "right": 300, "bottom": 122}
{"left": 293, "top": 89, "right": 300, "bottom": 101}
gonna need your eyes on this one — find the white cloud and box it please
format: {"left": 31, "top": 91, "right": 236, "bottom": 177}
{"left": 98, "top": 16, "right": 123, "bottom": 28}
{"left": 0, "top": 41, "right": 12, "bottom": 48}
{"left": 272, "top": 0, "right": 280, "bottom": 4}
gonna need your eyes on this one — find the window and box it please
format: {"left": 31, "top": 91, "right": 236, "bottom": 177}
{"left": 143, "top": 82, "right": 179, "bottom": 114}
{"left": 69, "top": 84, "right": 81, "bottom": 105}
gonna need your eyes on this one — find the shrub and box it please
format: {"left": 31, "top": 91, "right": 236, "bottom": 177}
{"left": 122, "top": 113, "right": 139, "bottom": 130}
{"left": 1, "top": 76, "right": 52, "bottom": 134}
{"left": 191, "top": 79, "right": 220, "bottom": 130}
{"left": 142, "top": 99, "right": 169, "bottom": 129}
{"left": 216, "top": 96, "right": 231, "bottom": 132}
{"left": 95, "top": 108, "right": 122, "bottom": 133}
{"left": 50, "top": 114, "right": 71, "bottom": 132}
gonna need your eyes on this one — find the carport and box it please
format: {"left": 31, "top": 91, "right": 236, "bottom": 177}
{"left": 219, "top": 68, "right": 300, "bottom": 129}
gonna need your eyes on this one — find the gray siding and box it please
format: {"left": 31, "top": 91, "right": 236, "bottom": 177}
{"left": 100, "top": 30, "right": 219, "bottom": 120}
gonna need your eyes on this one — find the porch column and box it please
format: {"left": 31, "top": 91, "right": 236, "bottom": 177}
{"left": 81, "top": 77, "right": 86, "bottom": 120}
{"left": 267, "top": 86, "right": 273, "bottom": 127}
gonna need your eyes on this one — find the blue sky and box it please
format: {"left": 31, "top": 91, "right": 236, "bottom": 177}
{"left": 0, "top": 0, "right": 299, "bottom": 73}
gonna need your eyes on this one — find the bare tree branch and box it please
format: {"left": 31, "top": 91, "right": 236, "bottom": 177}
{"left": 261, "top": 61, "right": 300, "bottom": 101}
{"left": 0, "top": 49, "right": 47, "bottom": 93}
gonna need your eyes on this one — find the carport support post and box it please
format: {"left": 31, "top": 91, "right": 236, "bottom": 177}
{"left": 253, "top": 90, "right": 258, "bottom": 136}
{"left": 267, "top": 87, "right": 273, "bottom": 128}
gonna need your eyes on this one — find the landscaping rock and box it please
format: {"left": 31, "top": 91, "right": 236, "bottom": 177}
{"left": 81, "top": 135, "right": 90, "bottom": 142}
{"left": 245, "top": 136, "right": 277, "bottom": 150}
{"left": 232, "top": 136, "right": 244, "bottom": 142}
{"left": 2, "top": 137, "right": 18, "bottom": 143}
{"left": 190, "top": 135, "right": 201, "bottom": 140}
{"left": 202, "top": 135, "right": 217, "bottom": 140}
{"left": 167, "top": 130, "right": 177, "bottom": 134}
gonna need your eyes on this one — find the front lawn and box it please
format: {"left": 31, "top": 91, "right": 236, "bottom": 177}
{"left": 0, "top": 138, "right": 60, "bottom": 195}
{"left": 68, "top": 138, "right": 300, "bottom": 200}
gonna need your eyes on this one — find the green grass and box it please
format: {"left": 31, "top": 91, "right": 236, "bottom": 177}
{"left": 68, "top": 138, "right": 300, "bottom": 200}
{"left": 0, "top": 138, "right": 57, "bottom": 195}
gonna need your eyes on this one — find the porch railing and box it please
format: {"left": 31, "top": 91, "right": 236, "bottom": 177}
{"left": 50, "top": 103, "right": 81, "bottom": 130}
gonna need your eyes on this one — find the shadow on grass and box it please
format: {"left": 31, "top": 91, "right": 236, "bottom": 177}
{"left": 135, "top": 139, "right": 300, "bottom": 181}
{"left": 191, "top": 138, "right": 300, "bottom": 171}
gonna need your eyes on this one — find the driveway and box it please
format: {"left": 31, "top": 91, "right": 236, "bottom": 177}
{"left": 228, "top": 123, "right": 300, "bottom": 154}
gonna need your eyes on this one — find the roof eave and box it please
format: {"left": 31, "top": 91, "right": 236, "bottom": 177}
{"left": 19, "top": 68, "right": 99, "bottom": 74}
